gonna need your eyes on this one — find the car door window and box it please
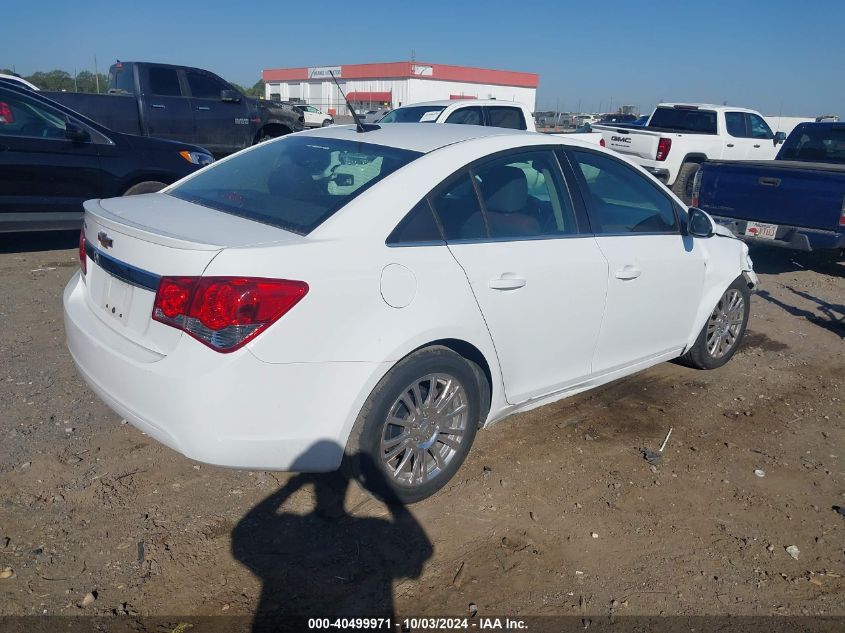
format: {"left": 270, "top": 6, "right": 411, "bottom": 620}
{"left": 148, "top": 67, "right": 182, "bottom": 97}
{"left": 0, "top": 90, "right": 66, "bottom": 139}
{"left": 486, "top": 107, "right": 527, "bottom": 130}
{"left": 748, "top": 113, "right": 774, "bottom": 139}
{"left": 387, "top": 199, "right": 443, "bottom": 244}
{"left": 429, "top": 173, "right": 486, "bottom": 240}
{"left": 445, "top": 107, "right": 483, "bottom": 126}
{"left": 725, "top": 112, "right": 747, "bottom": 137}
{"left": 187, "top": 72, "right": 228, "bottom": 100}
{"left": 473, "top": 151, "right": 577, "bottom": 238}
{"left": 571, "top": 150, "right": 679, "bottom": 234}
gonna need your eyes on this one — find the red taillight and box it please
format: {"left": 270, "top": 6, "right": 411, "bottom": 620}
{"left": 152, "top": 277, "right": 308, "bottom": 352}
{"left": 656, "top": 137, "right": 672, "bottom": 161}
{"left": 599, "top": 138, "right": 606, "bottom": 147}
{"left": 78, "top": 229, "right": 87, "bottom": 275}
{"left": 0, "top": 102, "right": 14, "bottom": 124}
{"left": 840, "top": 195, "right": 845, "bottom": 226}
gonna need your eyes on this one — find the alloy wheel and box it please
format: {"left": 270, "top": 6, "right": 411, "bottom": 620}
{"left": 706, "top": 288, "right": 745, "bottom": 358}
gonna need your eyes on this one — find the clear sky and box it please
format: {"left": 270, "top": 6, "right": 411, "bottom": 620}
{"left": 2, "top": 0, "right": 841, "bottom": 117}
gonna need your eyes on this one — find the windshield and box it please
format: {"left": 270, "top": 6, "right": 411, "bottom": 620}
{"left": 379, "top": 105, "right": 446, "bottom": 123}
{"left": 778, "top": 126, "right": 845, "bottom": 164}
{"left": 648, "top": 107, "right": 717, "bottom": 134}
{"left": 168, "top": 136, "right": 422, "bottom": 234}
{"left": 108, "top": 64, "right": 135, "bottom": 95}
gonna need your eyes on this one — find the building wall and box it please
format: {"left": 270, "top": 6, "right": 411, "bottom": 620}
{"left": 266, "top": 78, "right": 536, "bottom": 115}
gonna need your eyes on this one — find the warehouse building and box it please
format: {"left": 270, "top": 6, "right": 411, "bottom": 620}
{"left": 262, "top": 61, "right": 538, "bottom": 116}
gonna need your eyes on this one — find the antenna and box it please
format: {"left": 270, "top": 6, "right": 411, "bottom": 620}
{"left": 329, "top": 70, "right": 378, "bottom": 133}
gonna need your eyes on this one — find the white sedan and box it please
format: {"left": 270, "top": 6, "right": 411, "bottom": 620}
{"left": 64, "top": 124, "right": 758, "bottom": 503}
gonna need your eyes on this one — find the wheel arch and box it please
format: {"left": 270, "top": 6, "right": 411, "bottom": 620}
{"left": 681, "top": 153, "right": 707, "bottom": 165}
{"left": 254, "top": 122, "right": 292, "bottom": 144}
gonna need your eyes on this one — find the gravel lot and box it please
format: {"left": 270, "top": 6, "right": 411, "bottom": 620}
{"left": 0, "top": 232, "right": 843, "bottom": 624}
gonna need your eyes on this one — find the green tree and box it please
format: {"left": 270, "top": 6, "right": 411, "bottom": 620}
{"left": 26, "top": 70, "right": 74, "bottom": 91}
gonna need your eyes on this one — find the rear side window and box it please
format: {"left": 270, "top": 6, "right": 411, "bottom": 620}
{"left": 0, "top": 89, "right": 67, "bottom": 138}
{"left": 148, "top": 67, "right": 182, "bottom": 97}
{"left": 571, "top": 150, "right": 679, "bottom": 234}
{"left": 187, "top": 72, "right": 228, "bottom": 99}
{"left": 648, "top": 107, "right": 717, "bottom": 134}
{"left": 387, "top": 199, "right": 443, "bottom": 244}
{"left": 169, "top": 136, "right": 422, "bottom": 235}
{"left": 429, "top": 174, "right": 485, "bottom": 240}
{"left": 487, "top": 106, "right": 527, "bottom": 130}
{"left": 725, "top": 112, "right": 747, "bottom": 137}
{"left": 445, "top": 107, "right": 483, "bottom": 126}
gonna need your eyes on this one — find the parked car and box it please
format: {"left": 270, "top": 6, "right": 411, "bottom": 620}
{"left": 0, "top": 83, "right": 213, "bottom": 232}
{"left": 296, "top": 104, "right": 333, "bottom": 128}
{"left": 596, "top": 113, "right": 638, "bottom": 125}
{"left": 361, "top": 107, "right": 391, "bottom": 123}
{"left": 0, "top": 73, "right": 39, "bottom": 91}
{"left": 64, "top": 123, "right": 757, "bottom": 502}
{"left": 593, "top": 103, "right": 787, "bottom": 203}
{"left": 693, "top": 122, "right": 845, "bottom": 258}
{"left": 44, "top": 62, "right": 304, "bottom": 156}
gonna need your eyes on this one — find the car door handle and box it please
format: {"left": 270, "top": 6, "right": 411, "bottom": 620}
{"left": 195, "top": 106, "right": 211, "bottom": 111}
{"left": 753, "top": 144, "right": 761, "bottom": 148}
{"left": 615, "top": 266, "right": 642, "bottom": 280}
{"left": 489, "top": 276, "right": 526, "bottom": 290}
{"left": 726, "top": 143, "right": 734, "bottom": 148}
{"left": 151, "top": 104, "right": 166, "bottom": 109}
{"left": 759, "top": 177, "right": 781, "bottom": 187}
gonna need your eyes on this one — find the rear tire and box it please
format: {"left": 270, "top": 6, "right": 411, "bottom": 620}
{"left": 343, "top": 346, "right": 484, "bottom": 504}
{"left": 671, "top": 162, "right": 701, "bottom": 205}
{"left": 680, "top": 276, "right": 751, "bottom": 370}
{"left": 123, "top": 181, "right": 166, "bottom": 196}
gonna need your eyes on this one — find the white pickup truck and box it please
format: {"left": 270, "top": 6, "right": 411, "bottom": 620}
{"left": 593, "top": 103, "right": 787, "bottom": 202}
{"left": 378, "top": 99, "right": 604, "bottom": 145}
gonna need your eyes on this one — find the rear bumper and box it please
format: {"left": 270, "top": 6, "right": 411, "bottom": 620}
{"left": 63, "top": 272, "right": 388, "bottom": 472}
{"left": 712, "top": 216, "right": 845, "bottom": 252}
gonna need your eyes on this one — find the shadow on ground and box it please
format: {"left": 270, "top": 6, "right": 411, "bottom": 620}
{"left": 749, "top": 245, "right": 844, "bottom": 278}
{"left": 231, "top": 444, "right": 432, "bottom": 632}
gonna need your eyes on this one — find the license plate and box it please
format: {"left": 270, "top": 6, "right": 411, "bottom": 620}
{"left": 745, "top": 221, "right": 778, "bottom": 240}
{"left": 101, "top": 274, "right": 132, "bottom": 324}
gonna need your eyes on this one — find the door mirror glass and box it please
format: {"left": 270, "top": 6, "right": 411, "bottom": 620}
{"left": 774, "top": 131, "right": 787, "bottom": 145}
{"left": 220, "top": 89, "right": 241, "bottom": 103}
{"left": 687, "top": 207, "right": 714, "bottom": 238}
{"left": 64, "top": 121, "right": 90, "bottom": 143}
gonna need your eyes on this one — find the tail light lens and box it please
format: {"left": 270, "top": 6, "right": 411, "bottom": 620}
{"left": 78, "top": 229, "right": 87, "bottom": 275}
{"left": 599, "top": 138, "right": 606, "bottom": 147}
{"left": 0, "top": 102, "right": 14, "bottom": 124}
{"left": 691, "top": 167, "right": 703, "bottom": 208}
{"left": 656, "top": 137, "right": 672, "bottom": 161}
{"left": 152, "top": 277, "right": 308, "bottom": 352}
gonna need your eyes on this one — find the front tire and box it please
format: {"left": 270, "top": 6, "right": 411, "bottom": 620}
{"left": 343, "top": 346, "right": 484, "bottom": 504}
{"left": 123, "top": 181, "right": 167, "bottom": 196}
{"left": 681, "top": 276, "right": 750, "bottom": 370}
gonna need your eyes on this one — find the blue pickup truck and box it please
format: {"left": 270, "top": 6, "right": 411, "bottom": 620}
{"left": 692, "top": 122, "right": 845, "bottom": 259}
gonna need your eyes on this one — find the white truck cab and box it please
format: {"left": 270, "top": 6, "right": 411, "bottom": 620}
{"left": 593, "top": 103, "right": 786, "bottom": 202}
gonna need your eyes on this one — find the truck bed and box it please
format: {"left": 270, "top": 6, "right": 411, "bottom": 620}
{"left": 44, "top": 92, "right": 142, "bottom": 136}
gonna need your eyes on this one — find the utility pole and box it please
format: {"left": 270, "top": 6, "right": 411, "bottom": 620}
{"left": 73, "top": 68, "right": 78, "bottom": 92}
{"left": 93, "top": 54, "right": 100, "bottom": 93}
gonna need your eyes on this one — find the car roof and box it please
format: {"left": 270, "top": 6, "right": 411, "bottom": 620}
{"left": 657, "top": 102, "right": 758, "bottom": 114}
{"left": 295, "top": 123, "right": 586, "bottom": 154}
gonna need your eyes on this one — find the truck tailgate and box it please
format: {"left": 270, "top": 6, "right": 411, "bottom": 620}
{"left": 698, "top": 160, "right": 845, "bottom": 230}
{"left": 593, "top": 125, "right": 661, "bottom": 160}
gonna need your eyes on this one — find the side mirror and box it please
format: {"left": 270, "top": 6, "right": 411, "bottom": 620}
{"left": 687, "top": 207, "right": 714, "bottom": 238}
{"left": 774, "top": 131, "right": 787, "bottom": 146}
{"left": 220, "top": 89, "right": 242, "bottom": 103}
{"left": 64, "top": 121, "right": 90, "bottom": 143}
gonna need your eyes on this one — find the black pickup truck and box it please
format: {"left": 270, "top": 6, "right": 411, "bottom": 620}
{"left": 45, "top": 62, "right": 304, "bottom": 155}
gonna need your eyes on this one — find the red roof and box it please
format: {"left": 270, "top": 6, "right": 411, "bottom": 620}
{"left": 346, "top": 91, "right": 391, "bottom": 102}
{"left": 262, "top": 61, "right": 538, "bottom": 88}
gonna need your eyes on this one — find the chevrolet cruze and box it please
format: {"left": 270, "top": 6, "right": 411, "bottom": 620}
{"left": 64, "top": 123, "right": 757, "bottom": 502}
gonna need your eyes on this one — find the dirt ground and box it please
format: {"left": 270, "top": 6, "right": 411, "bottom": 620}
{"left": 0, "top": 232, "right": 843, "bottom": 626}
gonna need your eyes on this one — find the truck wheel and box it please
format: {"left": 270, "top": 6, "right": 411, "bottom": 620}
{"left": 680, "top": 276, "right": 750, "bottom": 370}
{"left": 123, "top": 181, "right": 167, "bottom": 196}
{"left": 671, "top": 162, "right": 700, "bottom": 205}
{"left": 342, "top": 346, "right": 485, "bottom": 504}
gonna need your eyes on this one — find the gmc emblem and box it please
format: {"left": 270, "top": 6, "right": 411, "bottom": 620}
{"left": 97, "top": 231, "right": 113, "bottom": 249}
{"left": 611, "top": 136, "right": 632, "bottom": 144}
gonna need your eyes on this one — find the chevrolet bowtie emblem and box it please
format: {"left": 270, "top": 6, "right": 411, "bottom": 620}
{"left": 97, "top": 231, "right": 113, "bottom": 249}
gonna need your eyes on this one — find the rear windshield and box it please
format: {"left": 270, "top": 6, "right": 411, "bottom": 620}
{"left": 778, "top": 125, "right": 845, "bottom": 164}
{"left": 648, "top": 107, "right": 717, "bottom": 134}
{"left": 380, "top": 106, "right": 446, "bottom": 123}
{"left": 108, "top": 65, "right": 135, "bottom": 95}
{"left": 168, "top": 136, "right": 422, "bottom": 234}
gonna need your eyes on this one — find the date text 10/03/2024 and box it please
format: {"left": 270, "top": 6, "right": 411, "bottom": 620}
{"left": 307, "top": 617, "right": 529, "bottom": 630}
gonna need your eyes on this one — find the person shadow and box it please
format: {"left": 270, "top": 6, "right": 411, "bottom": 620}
{"left": 231, "top": 441, "right": 433, "bottom": 632}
